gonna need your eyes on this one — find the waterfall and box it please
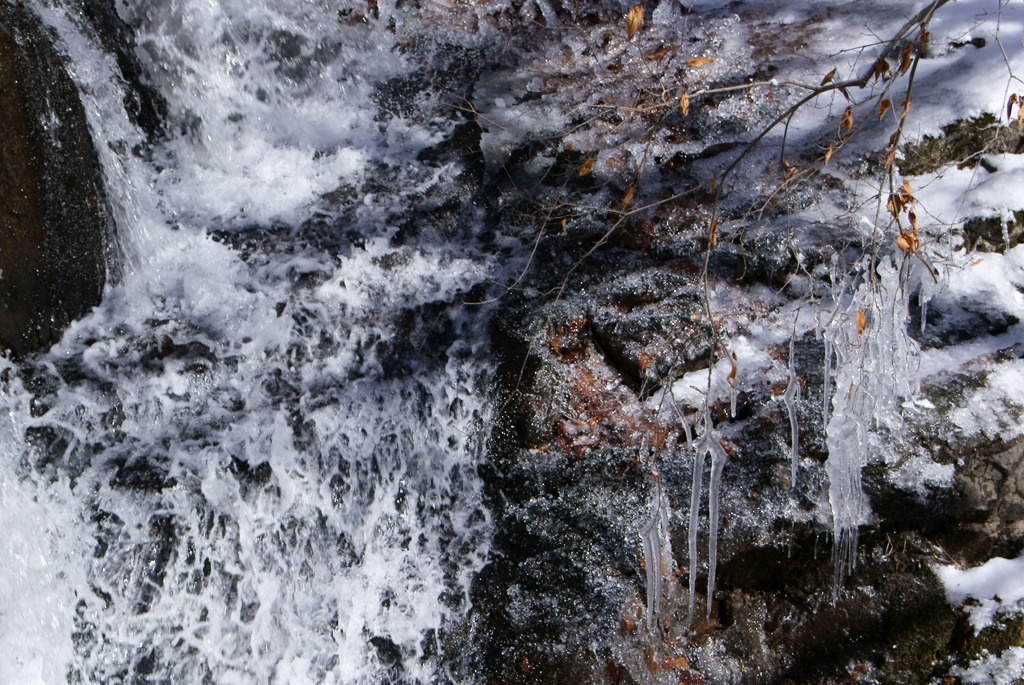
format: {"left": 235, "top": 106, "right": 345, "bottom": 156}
{"left": 1, "top": 1, "right": 495, "bottom": 681}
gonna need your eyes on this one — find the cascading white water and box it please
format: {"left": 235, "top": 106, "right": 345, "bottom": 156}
{"left": 1, "top": 1, "right": 495, "bottom": 682}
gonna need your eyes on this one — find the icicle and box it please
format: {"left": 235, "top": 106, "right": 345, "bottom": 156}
{"left": 783, "top": 333, "right": 801, "bottom": 487}
{"left": 688, "top": 406, "right": 729, "bottom": 621}
{"left": 704, "top": 432, "right": 728, "bottom": 619}
{"left": 822, "top": 258, "right": 920, "bottom": 598}
{"left": 681, "top": 415, "right": 693, "bottom": 449}
{"left": 672, "top": 398, "right": 693, "bottom": 449}
{"left": 919, "top": 287, "right": 928, "bottom": 336}
{"left": 687, "top": 429, "right": 707, "bottom": 621}
{"left": 821, "top": 332, "right": 833, "bottom": 426}
{"left": 641, "top": 468, "right": 672, "bottom": 631}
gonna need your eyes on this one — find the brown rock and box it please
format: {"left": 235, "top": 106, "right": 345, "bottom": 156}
{"left": 0, "top": 3, "right": 110, "bottom": 357}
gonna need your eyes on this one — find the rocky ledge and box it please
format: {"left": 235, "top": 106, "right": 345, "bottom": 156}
{"left": 0, "top": 2, "right": 111, "bottom": 357}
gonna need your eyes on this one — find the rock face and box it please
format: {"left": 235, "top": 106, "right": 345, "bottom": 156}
{"left": 0, "top": 3, "right": 111, "bottom": 357}
{"left": 471, "top": 244, "right": 1024, "bottom": 684}
{"left": 460, "top": 101, "right": 1024, "bottom": 685}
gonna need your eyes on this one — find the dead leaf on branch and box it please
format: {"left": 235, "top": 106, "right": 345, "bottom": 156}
{"left": 626, "top": 6, "right": 644, "bottom": 40}
{"left": 897, "top": 230, "right": 920, "bottom": 254}
{"left": 841, "top": 106, "right": 854, "bottom": 133}
{"left": 824, "top": 143, "right": 834, "bottom": 165}
{"left": 687, "top": 57, "right": 716, "bottom": 69}
{"left": 679, "top": 91, "right": 690, "bottom": 116}
{"left": 878, "top": 99, "right": 892, "bottom": 121}
{"left": 857, "top": 311, "right": 868, "bottom": 336}
{"left": 887, "top": 180, "right": 915, "bottom": 215}
{"left": 899, "top": 44, "right": 914, "bottom": 75}
{"left": 579, "top": 158, "right": 595, "bottom": 177}
{"left": 820, "top": 68, "right": 837, "bottom": 86}
{"left": 873, "top": 57, "right": 891, "bottom": 81}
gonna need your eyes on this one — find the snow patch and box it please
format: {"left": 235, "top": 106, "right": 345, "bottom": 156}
{"left": 937, "top": 553, "right": 1024, "bottom": 632}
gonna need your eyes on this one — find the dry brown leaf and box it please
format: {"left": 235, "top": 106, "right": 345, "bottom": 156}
{"left": 783, "top": 160, "right": 798, "bottom": 182}
{"left": 873, "top": 57, "right": 890, "bottom": 81}
{"left": 605, "top": 154, "right": 627, "bottom": 171}
{"left": 621, "top": 185, "right": 635, "bottom": 209}
{"left": 899, "top": 44, "right": 914, "bottom": 75}
{"left": 679, "top": 91, "right": 690, "bottom": 116}
{"left": 856, "top": 311, "right": 867, "bottom": 336}
{"left": 578, "top": 158, "right": 595, "bottom": 177}
{"left": 884, "top": 148, "right": 897, "bottom": 167}
{"left": 824, "top": 143, "right": 834, "bottom": 165}
{"left": 900, "top": 99, "right": 912, "bottom": 119}
{"left": 688, "top": 57, "right": 717, "bottom": 68}
{"left": 897, "top": 233, "right": 911, "bottom": 253}
{"left": 919, "top": 31, "right": 930, "bottom": 52}
{"left": 878, "top": 99, "right": 892, "bottom": 121}
{"left": 626, "top": 5, "right": 644, "bottom": 40}
{"left": 644, "top": 45, "right": 679, "bottom": 60}
{"left": 662, "top": 657, "right": 690, "bottom": 671}
{"left": 820, "top": 68, "right": 837, "bottom": 86}
{"left": 841, "top": 106, "right": 854, "bottom": 133}
{"left": 709, "top": 218, "right": 718, "bottom": 248}
{"left": 901, "top": 179, "right": 914, "bottom": 206}
{"left": 908, "top": 209, "right": 918, "bottom": 232}
{"left": 887, "top": 191, "right": 901, "bottom": 215}
{"left": 897, "top": 231, "right": 919, "bottom": 254}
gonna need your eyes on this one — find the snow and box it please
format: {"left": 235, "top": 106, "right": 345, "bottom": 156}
{"left": 937, "top": 553, "right": 1024, "bottom": 632}
{"left": 955, "top": 648, "right": 1024, "bottom": 685}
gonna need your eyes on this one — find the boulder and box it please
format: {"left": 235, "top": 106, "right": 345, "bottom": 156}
{"left": 0, "top": 2, "right": 111, "bottom": 357}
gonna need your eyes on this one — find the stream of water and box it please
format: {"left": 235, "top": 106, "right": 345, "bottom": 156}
{"left": 2, "top": 1, "right": 497, "bottom": 682}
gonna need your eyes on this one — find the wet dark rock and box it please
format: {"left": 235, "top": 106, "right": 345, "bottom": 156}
{"left": 474, "top": 222, "right": 1024, "bottom": 684}
{"left": 590, "top": 273, "right": 714, "bottom": 394}
{"left": 110, "top": 456, "right": 177, "bottom": 492}
{"left": 910, "top": 289, "right": 1020, "bottom": 349}
{"left": 370, "top": 635, "right": 405, "bottom": 682}
{"left": 470, "top": 444, "right": 647, "bottom": 685}
{"left": 69, "top": 0, "right": 169, "bottom": 144}
{"left": 961, "top": 210, "right": 1024, "bottom": 253}
{"left": 0, "top": 3, "right": 112, "bottom": 356}
{"left": 943, "top": 430, "right": 1024, "bottom": 562}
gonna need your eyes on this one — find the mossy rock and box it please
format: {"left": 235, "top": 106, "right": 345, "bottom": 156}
{"left": 960, "top": 611, "right": 1024, "bottom": 664}
{"left": 900, "top": 114, "right": 1024, "bottom": 177}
